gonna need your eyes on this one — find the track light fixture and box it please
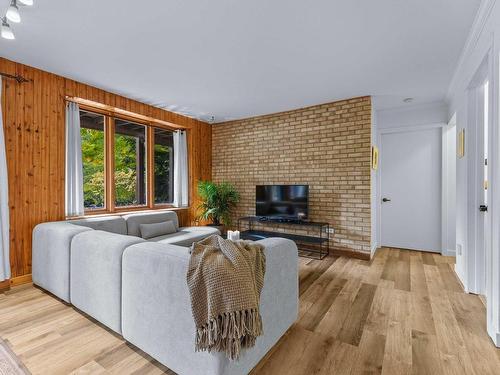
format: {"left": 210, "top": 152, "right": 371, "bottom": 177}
{"left": 1, "top": 17, "right": 15, "bottom": 40}
{"left": 1, "top": 0, "right": 34, "bottom": 40}
{"left": 6, "top": 0, "right": 21, "bottom": 23}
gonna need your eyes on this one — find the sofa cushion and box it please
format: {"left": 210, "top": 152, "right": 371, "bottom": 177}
{"left": 149, "top": 226, "right": 220, "bottom": 247}
{"left": 69, "top": 216, "right": 127, "bottom": 235}
{"left": 123, "top": 211, "right": 179, "bottom": 237}
{"left": 140, "top": 221, "right": 177, "bottom": 239}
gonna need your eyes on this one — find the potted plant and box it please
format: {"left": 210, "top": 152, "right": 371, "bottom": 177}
{"left": 197, "top": 181, "right": 240, "bottom": 233}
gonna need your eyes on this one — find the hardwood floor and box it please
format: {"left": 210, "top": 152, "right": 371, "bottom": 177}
{"left": 0, "top": 248, "right": 498, "bottom": 374}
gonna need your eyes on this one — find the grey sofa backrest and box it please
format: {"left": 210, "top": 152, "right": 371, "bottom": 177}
{"left": 123, "top": 211, "right": 179, "bottom": 237}
{"left": 69, "top": 216, "right": 127, "bottom": 235}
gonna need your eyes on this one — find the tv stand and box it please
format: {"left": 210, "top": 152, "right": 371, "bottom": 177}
{"left": 237, "top": 216, "right": 331, "bottom": 260}
{"left": 257, "top": 216, "right": 306, "bottom": 224}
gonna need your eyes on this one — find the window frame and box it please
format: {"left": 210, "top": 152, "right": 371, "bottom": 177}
{"left": 75, "top": 101, "right": 185, "bottom": 216}
{"left": 152, "top": 127, "right": 175, "bottom": 205}
{"left": 79, "top": 109, "right": 107, "bottom": 212}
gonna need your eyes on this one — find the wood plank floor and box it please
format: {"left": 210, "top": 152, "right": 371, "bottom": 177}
{"left": 0, "top": 248, "right": 498, "bottom": 374}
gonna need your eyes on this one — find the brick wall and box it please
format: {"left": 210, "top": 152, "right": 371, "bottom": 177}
{"left": 212, "top": 96, "right": 372, "bottom": 255}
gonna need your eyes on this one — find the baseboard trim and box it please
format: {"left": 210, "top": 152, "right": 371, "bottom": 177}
{"left": 332, "top": 248, "right": 371, "bottom": 261}
{"left": 454, "top": 264, "right": 468, "bottom": 293}
{"left": 370, "top": 243, "right": 379, "bottom": 259}
{"left": 0, "top": 279, "right": 10, "bottom": 292}
{"left": 11, "top": 274, "right": 32, "bottom": 286}
{"left": 441, "top": 248, "right": 456, "bottom": 256}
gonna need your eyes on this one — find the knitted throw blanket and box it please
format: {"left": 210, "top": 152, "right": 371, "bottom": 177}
{"left": 187, "top": 234, "right": 266, "bottom": 360}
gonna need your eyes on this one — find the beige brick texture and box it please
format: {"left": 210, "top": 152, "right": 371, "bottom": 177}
{"left": 212, "top": 96, "right": 372, "bottom": 255}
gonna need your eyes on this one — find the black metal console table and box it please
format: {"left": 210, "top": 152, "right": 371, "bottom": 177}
{"left": 237, "top": 216, "right": 331, "bottom": 260}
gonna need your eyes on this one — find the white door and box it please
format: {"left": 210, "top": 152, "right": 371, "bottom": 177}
{"left": 380, "top": 128, "right": 442, "bottom": 252}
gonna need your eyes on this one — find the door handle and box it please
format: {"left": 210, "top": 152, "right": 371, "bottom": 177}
{"left": 382, "top": 198, "right": 391, "bottom": 203}
{"left": 479, "top": 205, "right": 488, "bottom": 212}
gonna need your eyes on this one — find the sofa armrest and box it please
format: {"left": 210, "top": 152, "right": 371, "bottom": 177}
{"left": 122, "top": 237, "right": 298, "bottom": 375}
{"left": 32, "top": 221, "right": 93, "bottom": 302}
{"left": 70, "top": 230, "right": 144, "bottom": 333}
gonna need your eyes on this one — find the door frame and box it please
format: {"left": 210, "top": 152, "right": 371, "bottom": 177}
{"left": 377, "top": 122, "right": 447, "bottom": 253}
{"left": 442, "top": 115, "right": 457, "bottom": 257}
{"left": 464, "top": 51, "right": 492, "bottom": 297}
{"left": 488, "top": 43, "right": 500, "bottom": 346}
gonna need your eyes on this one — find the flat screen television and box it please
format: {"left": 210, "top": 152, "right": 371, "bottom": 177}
{"left": 256, "top": 185, "right": 309, "bottom": 220}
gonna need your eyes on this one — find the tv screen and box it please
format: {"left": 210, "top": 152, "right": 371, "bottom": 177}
{"left": 256, "top": 185, "right": 309, "bottom": 220}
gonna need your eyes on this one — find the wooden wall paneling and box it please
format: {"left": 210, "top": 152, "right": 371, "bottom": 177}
{"left": 188, "top": 117, "right": 212, "bottom": 225}
{"left": 188, "top": 129, "right": 194, "bottom": 222}
{"left": 0, "top": 57, "right": 212, "bottom": 280}
{"left": 20, "top": 63, "right": 30, "bottom": 277}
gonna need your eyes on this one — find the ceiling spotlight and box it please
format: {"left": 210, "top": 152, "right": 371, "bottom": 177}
{"left": 6, "top": 0, "right": 21, "bottom": 23}
{"left": 18, "top": 0, "right": 34, "bottom": 5}
{"left": 1, "top": 18, "right": 15, "bottom": 40}
{"left": 403, "top": 97, "right": 414, "bottom": 103}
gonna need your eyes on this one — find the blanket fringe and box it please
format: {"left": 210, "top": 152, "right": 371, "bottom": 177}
{"left": 195, "top": 308, "right": 263, "bottom": 360}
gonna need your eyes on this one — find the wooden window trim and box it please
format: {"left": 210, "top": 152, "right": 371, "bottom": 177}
{"left": 72, "top": 99, "right": 185, "bottom": 218}
{"left": 83, "top": 208, "right": 108, "bottom": 215}
{"left": 147, "top": 126, "right": 155, "bottom": 207}
{"left": 105, "top": 116, "right": 115, "bottom": 212}
{"left": 67, "top": 96, "right": 184, "bottom": 131}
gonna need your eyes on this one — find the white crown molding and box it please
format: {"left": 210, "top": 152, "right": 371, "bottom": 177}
{"left": 376, "top": 100, "right": 447, "bottom": 115}
{"left": 378, "top": 122, "right": 447, "bottom": 135}
{"left": 446, "top": 0, "right": 497, "bottom": 101}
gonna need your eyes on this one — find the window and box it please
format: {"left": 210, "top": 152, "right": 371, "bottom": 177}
{"left": 154, "top": 128, "right": 174, "bottom": 204}
{"left": 78, "top": 106, "right": 179, "bottom": 214}
{"left": 114, "top": 119, "right": 147, "bottom": 207}
{"left": 80, "top": 110, "right": 106, "bottom": 210}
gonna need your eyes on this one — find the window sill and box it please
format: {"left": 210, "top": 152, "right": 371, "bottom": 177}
{"left": 66, "top": 206, "right": 190, "bottom": 220}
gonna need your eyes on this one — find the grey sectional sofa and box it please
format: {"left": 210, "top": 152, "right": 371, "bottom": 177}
{"left": 32, "top": 210, "right": 299, "bottom": 375}
{"left": 32, "top": 210, "right": 219, "bottom": 303}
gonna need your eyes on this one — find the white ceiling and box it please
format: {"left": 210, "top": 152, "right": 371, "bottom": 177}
{"left": 0, "top": 0, "right": 480, "bottom": 122}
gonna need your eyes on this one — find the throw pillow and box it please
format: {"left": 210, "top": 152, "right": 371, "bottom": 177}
{"left": 139, "top": 221, "right": 177, "bottom": 239}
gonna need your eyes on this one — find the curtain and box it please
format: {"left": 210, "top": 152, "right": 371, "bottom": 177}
{"left": 0, "top": 78, "right": 11, "bottom": 281}
{"left": 65, "top": 102, "right": 84, "bottom": 216}
{"left": 173, "top": 130, "right": 188, "bottom": 207}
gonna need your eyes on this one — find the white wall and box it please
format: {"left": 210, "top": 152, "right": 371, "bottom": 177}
{"left": 448, "top": 1, "right": 494, "bottom": 292}
{"left": 446, "top": 0, "right": 500, "bottom": 345}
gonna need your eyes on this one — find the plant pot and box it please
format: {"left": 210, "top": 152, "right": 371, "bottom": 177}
{"left": 207, "top": 223, "right": 225, "bottom": 235}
